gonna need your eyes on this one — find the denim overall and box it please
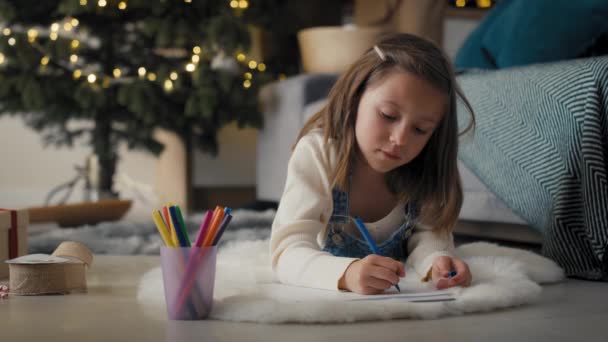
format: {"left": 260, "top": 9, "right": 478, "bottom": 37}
{"left": 321, "top": 185, "right": 418, "bottom": 261}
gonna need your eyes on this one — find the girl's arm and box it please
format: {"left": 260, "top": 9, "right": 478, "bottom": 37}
{"left": 270, "top": 133, "right": 359, "bottom": 290}
{"left": 405, "top": 223, "right": 455, "bottom": 281}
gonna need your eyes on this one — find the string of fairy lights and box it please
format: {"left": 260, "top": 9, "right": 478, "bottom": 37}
{"left": 0, "top": 0, "right": 266, "bottom": 93}
{"left": 453, "top": 0, "right": 493, "bottom": 8}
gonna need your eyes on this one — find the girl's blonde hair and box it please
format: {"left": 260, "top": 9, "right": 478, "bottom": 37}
{"left": 296, "top": 33, "right": 475, "bottom": 233}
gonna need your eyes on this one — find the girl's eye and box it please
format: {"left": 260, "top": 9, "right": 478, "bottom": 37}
{"left": 380, "top": 112, "right": 397, "bottom": 121}
{"left": 414, "top": 127, "right": 428, "bottom": 135}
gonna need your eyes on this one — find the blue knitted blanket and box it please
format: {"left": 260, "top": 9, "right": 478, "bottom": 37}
{"left": 456, "top": 57, "right": 608, "bottom": 280}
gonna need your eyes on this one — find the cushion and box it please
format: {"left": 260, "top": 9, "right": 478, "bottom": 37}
{"left": 453, "top": 0, "right": 513, "bottom": 69}
{"left": 455, "top": 0, "right": 608, "bottom": 69}
{"left": 482, "top": 0, "right": 608, "bottom": 68}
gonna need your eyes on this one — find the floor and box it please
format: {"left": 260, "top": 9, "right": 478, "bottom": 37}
{"left": 1, "top": 255, "right": 606, "bottom": 342}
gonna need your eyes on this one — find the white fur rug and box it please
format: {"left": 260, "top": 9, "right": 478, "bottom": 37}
{"left": 137, "top": 239, "right": 564, "bottom": 323}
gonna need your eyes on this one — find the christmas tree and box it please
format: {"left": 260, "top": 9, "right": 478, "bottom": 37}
{"left": 0, "top": 0, "right": 270, "bottom": 199}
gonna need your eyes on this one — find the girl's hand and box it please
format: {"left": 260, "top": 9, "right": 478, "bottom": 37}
{"left": 339, "top": 255, "right": 405, "bottom": 295}
{"left": 431, "top": 256, "right": 472, "bottom": 289}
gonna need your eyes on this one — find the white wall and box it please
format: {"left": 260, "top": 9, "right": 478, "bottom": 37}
{"left": 192, "top": 124, "right": 257, "bottom": 187}
{"left": 0, "top": 116, "right": 159, "bottom": 219}
{"left": 0, "top": 115, "right": 256, "bottom": 215}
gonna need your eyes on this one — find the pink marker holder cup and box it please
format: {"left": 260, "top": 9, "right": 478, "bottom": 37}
{"left": 160, "top": 246, "right": 217, "bottom": 320}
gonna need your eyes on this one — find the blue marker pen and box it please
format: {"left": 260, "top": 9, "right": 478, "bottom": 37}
{"left": 353, "top": 216, "right": 401, "bottom": 293}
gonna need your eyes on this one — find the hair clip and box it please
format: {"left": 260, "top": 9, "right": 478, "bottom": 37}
{"left": 373, "top": 45, "right": 386, "bottom": 61}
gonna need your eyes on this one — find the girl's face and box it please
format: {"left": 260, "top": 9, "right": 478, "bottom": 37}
{"left": 355, "top": 71, "right": 447, "bottom": 174}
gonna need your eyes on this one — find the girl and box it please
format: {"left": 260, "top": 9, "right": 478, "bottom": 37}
{"left": 270, "top": 33, "right": 475, "bottom": 295}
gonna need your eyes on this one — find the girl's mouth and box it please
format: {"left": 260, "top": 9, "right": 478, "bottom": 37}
{"left": 381, "top": 150, "right": 401, "bottom": 160}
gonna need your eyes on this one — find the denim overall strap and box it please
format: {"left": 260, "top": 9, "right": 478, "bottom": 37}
{"left": 322, "top": 175, "right": 416, "bottom": 260}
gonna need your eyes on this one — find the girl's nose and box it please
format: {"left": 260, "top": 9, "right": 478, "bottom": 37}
{"left": 390, "top": 127, "right": 408, "bottom": 147}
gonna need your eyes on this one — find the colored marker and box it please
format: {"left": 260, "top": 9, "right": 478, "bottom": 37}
{"left": 202, "top": 206, "right": 225, "bottom": 247}
{"left": 175, "top": 205, "right": 191, "bottom": 247}
{"left": 163, "top": 205, "right": 177, "bottom": 246}
{"left": 152, "top": 210, "right": 173, "bottom": 247}
{"left": 169, "top": 206, "right": 190, "bottom": 247}
{"left": 212, "top": 208, "right": 232, "bottom": 246}
{"left": 194, "top": 210, "right": 213, "bottom": 247}
{"left": 353, "top": 216, "right": 401, "bottom": 293}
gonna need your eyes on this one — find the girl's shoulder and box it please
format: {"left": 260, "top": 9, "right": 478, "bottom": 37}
{"left": 293, "top": 129, "right": 337, "bottom": 167}
{"left": 295, "top": 128, "right": 328, "bottom": 153}
{"left": 298, "top": 128, "right": 323, "bottom": 143}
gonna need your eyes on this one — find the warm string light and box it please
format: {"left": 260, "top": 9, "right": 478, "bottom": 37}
{"left": 453, "top": 0, "right": 493, "bottom": 8}
{"left": 98, "top": 0, "right": 107, "bottom": 8}
{"left": 230, "top": 0, "right": 249, "bottom": 10}
{"left": 476, "top": 0, "right": 492, "bottom": 8}
{"left": 27, "top": 29, "right": 38, "bottom": 43}
{"left": 235, "top": 51, "right": 270, "bottom": 88}
{"left": 0, "top": 30, "right": 198, "bottom": 88}
{"left": 163, "top": 79, "right": 173, "bottom": 92}
{"left": 118, "top": 1, "right": 127, "bottom": 10}
{"left": 1, "top": 21, "right": 266, "bottom": 91}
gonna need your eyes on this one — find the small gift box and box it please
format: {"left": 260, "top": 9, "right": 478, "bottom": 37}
{"left": 0, "top": 208, "right": 29, "bottom": 279}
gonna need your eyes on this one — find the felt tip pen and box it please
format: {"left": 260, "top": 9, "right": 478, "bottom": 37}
{"left": 353, "top": 216, "right": 401, "bottom": 293}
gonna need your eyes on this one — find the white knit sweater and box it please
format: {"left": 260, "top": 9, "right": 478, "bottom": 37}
{"left": 270, "top": 131, "right": 454, "bottom": 291}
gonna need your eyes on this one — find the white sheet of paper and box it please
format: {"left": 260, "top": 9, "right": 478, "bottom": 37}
{"left": 347, "top": 292, "right": 454, "bottom": 302}
{"left": 249, "top": 283, "right": 456, "bottom": 304}
{"left": 342, "top": 288, "right": 455, "bottom": 302}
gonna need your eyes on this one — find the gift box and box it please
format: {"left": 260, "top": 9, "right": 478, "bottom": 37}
{"left": 0, "top": 208, "right": 29, "bottom": 279}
